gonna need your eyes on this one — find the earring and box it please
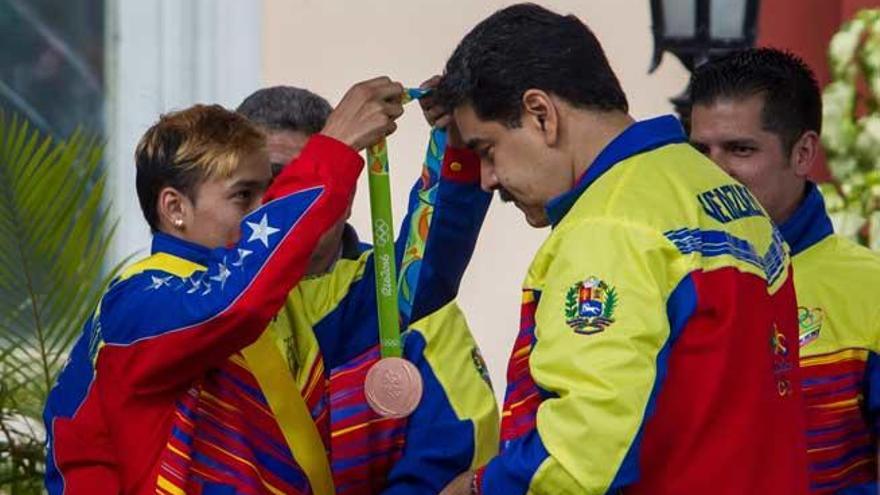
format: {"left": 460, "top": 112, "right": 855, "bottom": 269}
{"left": 173, "top": 218, "right": 184, "bottom": 228}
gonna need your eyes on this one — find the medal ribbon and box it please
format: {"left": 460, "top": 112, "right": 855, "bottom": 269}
{"left": 367, "top": 87, "right": 429, "bottom": 358}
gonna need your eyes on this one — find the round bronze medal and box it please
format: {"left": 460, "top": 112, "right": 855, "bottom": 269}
{"left": 364, "top": 357, "right": 423, "bottom": 418}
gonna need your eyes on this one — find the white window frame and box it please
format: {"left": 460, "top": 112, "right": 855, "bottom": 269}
{"left": 104, "top": 0, "right": 262, "bottom": 265}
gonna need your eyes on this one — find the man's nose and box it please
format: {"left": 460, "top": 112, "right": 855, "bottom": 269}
{"left": 480, "top": 163, "right": 498, "bottom": 193}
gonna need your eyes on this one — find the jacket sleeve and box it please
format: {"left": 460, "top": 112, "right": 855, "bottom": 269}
{"left": 95, "top": 134, "right": 363, "bottom": 395}
{"left": 866, "top": 303, "right": 880, "bottom": 430}
{"left": 395, "top": 128, "right": 491, "bottom": 327}
{"left": 478, "top": 219, "right": 692, "bottom": 495}
{"left": 382, "top": 301, "right": 500, "bottom": 494}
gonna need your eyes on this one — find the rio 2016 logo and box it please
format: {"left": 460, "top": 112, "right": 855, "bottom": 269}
{"left": 378, "top": 253, "right": 393, "bottom": 296}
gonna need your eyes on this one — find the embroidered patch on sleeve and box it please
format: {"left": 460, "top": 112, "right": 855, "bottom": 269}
{"left": 471, "top": 346, "right": 492, "bottom": 388}
{"left": 564, "top": 276, "right": 617, "bottom": 335}
{"left": 797, "top": 306, "right": 824, "bottom": 348}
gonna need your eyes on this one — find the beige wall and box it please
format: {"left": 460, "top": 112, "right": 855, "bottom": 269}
{"left": 262, "top": 0, "right": 689, "bottom": 403}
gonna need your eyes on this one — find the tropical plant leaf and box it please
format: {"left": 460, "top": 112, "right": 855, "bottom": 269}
{"left": 0, "top": 111, "right": 121, "bottom": 489}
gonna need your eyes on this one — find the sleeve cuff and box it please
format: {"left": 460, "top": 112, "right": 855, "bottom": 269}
{"left": 473, "top": 465, "right": 487, "bottom": 495}
{"left": 262, "top": 133, "right": 364, "bottom": 204}
{"left": 306, "top": 133, "right": 365, "bottom": 181}
{"left": 441, "top": 146, "right": 481, "bottom": 184}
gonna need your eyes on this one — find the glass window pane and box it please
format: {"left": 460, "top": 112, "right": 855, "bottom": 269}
{"left": 711, "top": 0, "right": 748, "bottom": 39}
{"left": 0, "top": 0, "right": 104, "bottom": 139}
{"left": 663, "top": 0, "right": 697, "bottom": 38}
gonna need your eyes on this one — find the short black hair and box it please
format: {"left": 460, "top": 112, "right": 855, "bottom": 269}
{"left": 435, "top": 3, "right": 628, "bottom": 126}
{"left": 690, "top": 48, "right": 822, "bottom": 152}
{"left": 236, "top": 86, "right": 332, "bottom": 135}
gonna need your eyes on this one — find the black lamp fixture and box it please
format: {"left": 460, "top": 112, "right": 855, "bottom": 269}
{"left": 649, "top": 0, "right": 761, "bottom": 126}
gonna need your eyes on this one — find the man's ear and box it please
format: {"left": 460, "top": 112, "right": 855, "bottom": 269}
{"left": 157, "top": 186, "right": 191, "bottom": 231}
{"left": 789, "top": 130, "right": 819, "bottom": 178}
{"left": 522, "top": 89, "right": 559, "bottom": 146}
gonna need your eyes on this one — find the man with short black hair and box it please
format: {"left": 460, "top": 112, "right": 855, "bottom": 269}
{"left": 436, "top": 4, "right": 808, "bottom": 494}
{"left": 691, "top": 47, "right": 880, "bottom": 494}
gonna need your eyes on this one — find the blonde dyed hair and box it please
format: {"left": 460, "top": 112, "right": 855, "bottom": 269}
{"left": 135, "top": 104, "right": 266, "bottom": 231}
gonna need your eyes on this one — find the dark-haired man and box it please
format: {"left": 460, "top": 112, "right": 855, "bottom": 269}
{"left": 691, "top": 47, "right": 880, "bottom": 494}
{"left": 436, "top": 4, "right": 808, "bottom": 494}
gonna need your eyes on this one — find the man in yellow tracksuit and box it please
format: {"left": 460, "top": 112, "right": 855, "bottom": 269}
{"left": 691, "top": 47, "right": 880, "bottom": 494}
{"left": 435, "top": 5, "right": 808, "bottom": 494}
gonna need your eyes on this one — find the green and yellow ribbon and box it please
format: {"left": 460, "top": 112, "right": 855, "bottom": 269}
{"left": 367, "top": 87, "right": 429, "bottom": 358}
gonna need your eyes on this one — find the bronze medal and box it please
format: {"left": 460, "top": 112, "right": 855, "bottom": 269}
{"left": 364, "top": 357, "right": 423, "bottom": 418}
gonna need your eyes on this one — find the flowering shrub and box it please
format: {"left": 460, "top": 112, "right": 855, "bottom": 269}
{"left": 821, "top": 8, "right": 880, "bottom": 249}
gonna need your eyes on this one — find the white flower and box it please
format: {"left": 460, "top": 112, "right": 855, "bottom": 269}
{"left": 829, "top": 18, "right": 865, "bottom": 78}
{"left": 870, "top": 212, "right": 880, "bottom": 250}
{"left": 822, "top": 81, "right": 857, "bottom": 155}
{"left": 823, "top": 8, "right": 880, "bottom": 250}
{"left": 828, "top": 157, "right": 859, "bottom": 182}
{"left": 819, "top": 184, "right": 846, "bottom": 212}
{"left": 860, "top": 19, "right": 880, "bottom": 94}
{"left": 854, "top": 115, "right": 880, "bottom": 170}
{"left": 829, "top": 211, "right": 866, "bottom": 241}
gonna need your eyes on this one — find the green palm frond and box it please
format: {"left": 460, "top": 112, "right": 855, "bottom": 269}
{"left": 0, "top": 112, "right": 123, "bottom": 490}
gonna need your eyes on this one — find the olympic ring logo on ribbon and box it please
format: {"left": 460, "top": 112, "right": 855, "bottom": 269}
{"left": 375, "top": 219, "right": 391, "bottom": 247}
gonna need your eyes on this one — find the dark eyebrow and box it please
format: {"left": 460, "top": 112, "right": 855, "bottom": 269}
{"left": 230, "top": 179, "right": 269, "bottom": 191}
{"left": 689, "top": 140, "right": 708, "bottom": 150}
{"left": 466, "top": 138, "right": 488, "bottom": 151}
{"left": 722, "top": 139, "right": 760, "bottom": 148}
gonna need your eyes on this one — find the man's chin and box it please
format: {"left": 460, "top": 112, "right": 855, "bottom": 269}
{"left": 515, "top": 204, "right": 550, "bottom": 228}
{"left": 524, "top": 214, "right": 551, "bottom": 228}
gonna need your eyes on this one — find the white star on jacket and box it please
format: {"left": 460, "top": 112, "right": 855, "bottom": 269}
{"left": 246, "top": 213, "right": 280, "bottom": 248}
{"left": 186, "top": 276, "right": 202, "bottom": 294}
{"left": 210, "top": 258, "right": 232, "bottom": 290}
{"left": 146, "top": 275, "right": 172, "bottom": 291}
{"left": 232, "top": 248, "right": 253, "bottom": 267}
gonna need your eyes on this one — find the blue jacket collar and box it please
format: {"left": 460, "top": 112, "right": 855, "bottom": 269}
{"left": 778, "top": 182, "right": 834, "bottom": 256}
{"left": 545, "top": 115, "right": 687, "bottom": 226}
{"left": 151, "top": 231, "right": 213, "bottom": 265}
